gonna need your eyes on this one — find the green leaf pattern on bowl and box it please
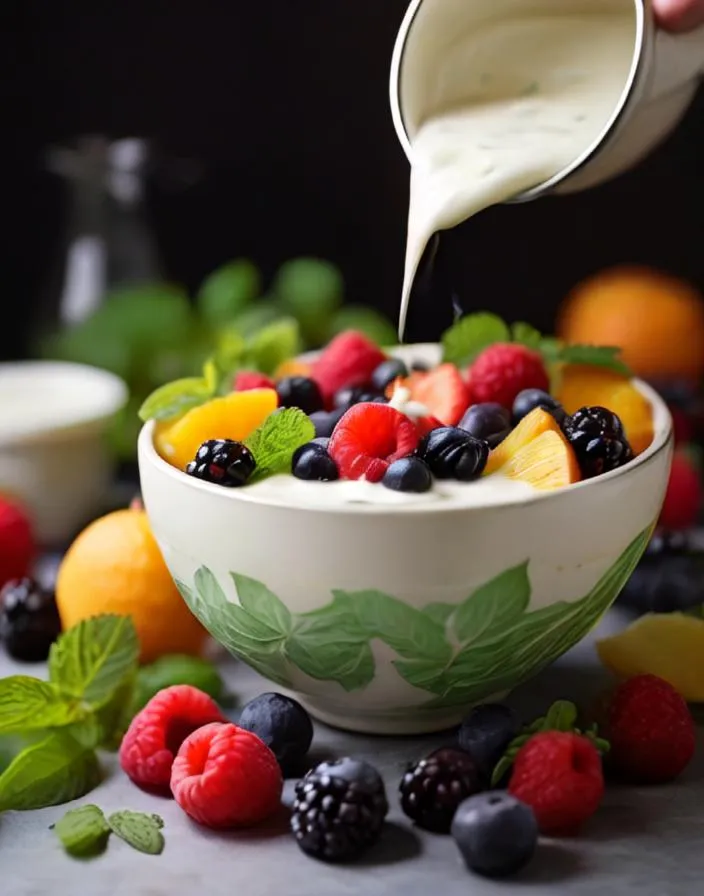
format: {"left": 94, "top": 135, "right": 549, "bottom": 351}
{"left": 176, "top": 523, "right": 653, "bottom": 708}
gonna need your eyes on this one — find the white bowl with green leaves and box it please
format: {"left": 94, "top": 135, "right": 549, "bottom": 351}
{"left": 137, "top": 338, "right": 672, "bottom": 735}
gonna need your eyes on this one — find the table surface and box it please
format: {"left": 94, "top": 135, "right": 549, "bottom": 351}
{"left": 2, "top": 606, "right": 702, "bottom": 896}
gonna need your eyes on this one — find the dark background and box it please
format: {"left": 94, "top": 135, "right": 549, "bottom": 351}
{"left": 3, "top": 0, "right": 703, "bottom": 362}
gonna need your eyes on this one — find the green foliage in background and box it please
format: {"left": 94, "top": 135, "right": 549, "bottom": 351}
{"left": 39, "top": 257, "right": 397, "bottom": 460}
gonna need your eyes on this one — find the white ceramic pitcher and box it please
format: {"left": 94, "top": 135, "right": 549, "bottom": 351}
{"left": 390, "top": 0, "right": 704, "bottom": 199}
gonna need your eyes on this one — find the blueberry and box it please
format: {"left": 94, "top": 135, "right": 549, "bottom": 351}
{"left": 309, "top": 407, "right": 346, "bottom": 438}
{"left": 411, "top": 360, "right": 430, "bottom": 372}
{"left": 451, "top": 792, "right": 538, "bottom": 878}
{"left": 0, "top": 577, "right": 62, "bottom": 662}
{"left": 459, "top": 403, "right": 511, "bottom": 448}
{"left": 512, "top": 389, "right": 565, "bottom": 426}
{"left": 311, "top": 437, "right": 331, "bottom": 449}
{"left": 371, "top": 358, "right": 408, "bottom": 392}
{"left": 292, "top": 442, "right": 339, "bottom": 481}
{"left": 276, "top": 377, "right": 324, "bottom": 415}
{"left": 333, "top": 386, "right": 366, "bottom": 410}
{"left": 418, "top": 427, "right": 489, "bottom": 481}
{"left": 457, "top": 703, "right": 519, "bottom": 780}
{"left": 618, "top": 534, "right": 704, "bottom": 613}
{"left": 238, "top": 692, "right": 314, "bottom": 774}
{"left": 382, "top": 457, "right": 433, "bottom": 493}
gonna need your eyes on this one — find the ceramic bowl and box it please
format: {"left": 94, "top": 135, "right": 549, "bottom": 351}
{"left": 0, "top": 361, "right": 128, "bottom": 546}
{"left": 138, "top": 345, "right": 672, "bottom": 735}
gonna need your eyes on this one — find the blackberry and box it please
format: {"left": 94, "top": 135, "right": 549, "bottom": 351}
{"left": 618, "top": 531, "right": 704, "bottom": 614}
{"left": 185, "top": 439, "right": 256, "bottom": 487}
{"left": 563, "top": 406, "right": 633, "bottom": 478}
{"left": 399, "top": 747, "right": 482, "bottom": 833}
{"left": 0, "top": 577, "right": 61, "bottom": 662}
{"left": 291, "top": 757, "right": 388, "bottom": 861}
{"left": 417, "top": 427, "right": 489, "bottom": 481}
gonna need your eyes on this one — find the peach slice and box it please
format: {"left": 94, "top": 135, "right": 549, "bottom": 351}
{"left": 498, "top": 428, "right": 581, "bottom": 490}
{"left": 155, "top": 388, "right": 278, "bottom": 471}
{"left": 484, "top": 407, "right": 561, "bottom": 476}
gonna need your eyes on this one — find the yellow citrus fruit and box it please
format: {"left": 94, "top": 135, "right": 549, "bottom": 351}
{"left": 56, "top": 508, "right": 207, "bottom": 663}
{"left": 155, "top": 388, "right": 278, "bottom": 471}
{"left": 596, "top": 613, "right": 704, "bottom": 702}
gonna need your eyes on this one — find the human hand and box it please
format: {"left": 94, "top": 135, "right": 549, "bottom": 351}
{"left": 654, "top": 0, "right": 704, "bottom": 32}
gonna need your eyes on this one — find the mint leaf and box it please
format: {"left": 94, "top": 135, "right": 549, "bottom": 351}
{"left": 53, "top": 804, "right": 111, "bottom": 858}
{"left": 108, "top": 810, "right": 165, "bottom": 855}
{"left": 134, "top": 655, "right": 224, "bottom": 712}
{"left": 0, "top": 677, "right": 83, "bottom": 735}
{"left": 232, "top": 573, "right": 292, "bottom": 636}
{"left": 48, "top": 615, "right": 140, "bottom": 708}
{"left": 244, "top": 407, "right": 315, "bottom": 481}
{"left": 555, "top": 343, "right": 631, "bottom": 375}
{"left": 246, "top": 318, "right": 301, "bottom": 375}
{"left": 197, "top": 259, "right": 261, "bottom": 328}
{"left": 0, "top": 732, "right": 101, "bottom": 811}
{"left": 451, "top": 564, "right": 531, "bottom": 646}
{"left": 511, "top": 322, "right": 543, "bottom": 349}
{"left": 441, "top": 313, "right": 510, "bottom": 366}
{"left": 421, "top": 603, "right": 456, "bottom": 627}
{"left": 138, "top": 376, "right": 214, "bottom": 423}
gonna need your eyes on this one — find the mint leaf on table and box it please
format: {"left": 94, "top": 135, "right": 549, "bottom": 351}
{"left": 0, "top": 677, "right": 84, "bottom": 735}
{"left": 0, "top": 732, "right": 101, "bottom": 812}
{"left": 441, "top": 312, "right": 510, "bottom": 366}
{"left": 52, "top": 804, "right": 111, "bottom": 859}
{"left": 108, "top": 810, "right": 165, "bottom": 855}
{"left": 244, "top": 407, "right": 315, "bottom": 481}
{"left": 133, "top": 655, "right": 224, "bottom": 713}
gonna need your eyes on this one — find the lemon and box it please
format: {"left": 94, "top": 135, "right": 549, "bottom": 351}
{"left": 596, "top": 613, "right": 704, "bottom": 702}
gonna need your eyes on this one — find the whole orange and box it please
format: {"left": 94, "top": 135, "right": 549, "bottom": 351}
{"left": 557, "top": 266, "right": 704, "bottom": 384}
{"left": 55, "top": 507, "right": 207, "bottom": 663}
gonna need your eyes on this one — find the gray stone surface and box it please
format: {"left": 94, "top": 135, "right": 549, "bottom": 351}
{"left": 1, "top": 607, "right": 703, "bottom": 896}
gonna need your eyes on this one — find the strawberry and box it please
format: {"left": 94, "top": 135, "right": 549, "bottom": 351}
{"left": 312, "top": 330, "right": 387, "bottom": 406}
{"left": 469, "top": 344, "right": 549, "bottom": 410}
{"left": 0, "top": 497, "right": 35, "bottom": 588}
{"left": 233, "top": 371, "right": 277, "bottom": 392}
{"left": 386, "top": 364, "right": 471, "bottom": 426}
{"left": 329, "top": 403, "right": 419, "bottom": 482}
{"left": 658, "top": 449, "right": 702, "bottom": 530}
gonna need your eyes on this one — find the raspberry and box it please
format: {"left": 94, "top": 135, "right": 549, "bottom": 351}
{"left": 659, "top": 450, "right": 702, "bottom": 530}
{"left": 171, "top": 722, "right": 283, "bottom": 828}
{"left": 329, "top": 403, "right": 419, "bottom": 482}
{"left": 0, "top": 498, "right": 35, "bottom": 590}
{"left": 469, "top": 344, "right": 549, "bottom": 410}
{"left": 508, "top": 732, "right": 604, "bottom": 835}
{"left": 312, "top": 330, "right": 387, "bottom": 406}
{"left": 119, "top": 685, "right": 226, "bottom": 793}
{"left": 233, "top": 371, "right": 277, "bottom": 392}
{"left": 603, "top": 674, "right": 695, "bottom": 784}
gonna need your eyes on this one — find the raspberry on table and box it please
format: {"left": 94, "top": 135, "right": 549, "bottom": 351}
{"left": 171, "top": 722, "right": 283, "bottom": 828}
{"left": 508, "top": 731, "right": 604, "bottom": 835}
{"left": 604, "top": 674, "right": 696, "bottom": 784}
{"left": 329, "top": 403, "right": 419, "bottom": 482}
{"left": 399, "top": 747, "right": 482, "bottom": 833}
{"left": 468, "top": 343, "right": 550, "bottom": 410}
{"left": 119, "top": 685, "right": 226, "bottom": 793}
{"left": 311, "top": 330, "right": 387, "bottom": 405}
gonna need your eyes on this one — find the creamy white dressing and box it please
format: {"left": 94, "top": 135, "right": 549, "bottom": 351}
{"left": 399, "top": 7, "right": 637, "bottom": 335}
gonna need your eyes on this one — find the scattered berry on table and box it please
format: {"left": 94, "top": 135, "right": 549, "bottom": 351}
{"left": 185, "top": 439, "right": 257, "bottom": 487}
{"left": 0, "top": 498, "right": 35, "bottom": 591}
{"left": 512, "top": 388, "right": 566, "bottom": 426}
{"left": 658, "top": 450, "right": 702, "bottom": 530}
{"left": 329, "top": 403, "right": 419, "bottom": 483}
{"left": 291, "top": 757, "right": 388, "bottom": 862}
{"left": 469, "top": 343, "right": 550, "bottom": 410}
{"left": 617, "top": 532, "right": 704, "bottom": 613}
{"left": 171, "top": 721, "right": 283, "bottom": 828}
{"left": 399, "top": 746, "right": 482, "bottom": 833}
{"left": 0, "top": 577, "right": 61, "bottom": 662}
{"left": 119, "top": 684, "right": 226, "bottom": 793}
{"left": 371, "top": 358, "right": 409, "bottom": 392}
{"left": 390, "top": 363, "right": 471, "bottom": 426}
{"left": 292, "top": 442, "right": 340, "bottom": 482}
{"left": 312, "top": 330, "right": 387, "bottom": 405}
{"left": 451, "top": 792, "right": 538, "bottom": 879}
{"left": 563, "top": 406, "right": 633, "bottom": 479}
{"left": 309, "top": 407, "right": 346, "bottom": 439}
{"left": 237, "top": 692, "right": 314, "bottom": 775}
{"left": 457, "top": 703, "right": 520, "bottom": 781}
{"left": 276, "top": 376, "right": 325, "bottom": 415}
{"left": 233, "top": 370, "right": 277, "bottom": 392}
{"left": 381, "top": 457, "right": 433, "bottom": 493}
{"left": 508, "top": 731, "right": 604, "bottom": 835}
{"left": 602, "top": 674, "right": 695, "bottom": 784}
{"left": 417, "top": 427, "right": 489, "bottom": 481}
{"left": 459, "top": 403, "right": 512, "bottom": 448}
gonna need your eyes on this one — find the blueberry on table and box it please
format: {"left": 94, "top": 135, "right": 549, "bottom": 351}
{"left": 418, "top": 427, "right": 489, "bottom": 481}
{"left": 382, "top": 457, "right": 433, "bottom": 493}
{"left": 309, "top": 407, "right": 346, "bottom": 438}
{"left": 186, "top": 439, "right": 256, "bottom": 487}
{"left": 399, "top": 747, "right": 482, "bottom": 833}
{"left": 512, "top": 389, "right": 565, "bottom": 426}
{"left": 276, "top": 376, "right": 324, "bottom": 415}
{"left": 459, "top": 403, "right": 511, "bottom": 448}
{"left": 371, "top": 358, "right": 408, "bottom": 392}
{"left": 451, "top": 792, "right": 538, "bottom": 878}
{"left": 292, "top": 442, "right": 339, "bottom": 481}
{"left": 457, "top": 703, "right": 519, "bottom": 780}
{"left": 0, "top": 577, "right": 62, "bottom": 662}
{"left": 237, "top": 692, "right": 314, "bottom": 775}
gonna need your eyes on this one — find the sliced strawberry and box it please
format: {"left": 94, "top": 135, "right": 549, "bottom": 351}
{"left": 388, "top": 364, "right": 470, "bottom": 426}
{"left": 329, "top": 403, "right": 419, "bottom": 482}
{"left": 312, "top": 331, "right": 387, "bottom": 406}
{"left": 233, "top": 370, "right": 277, "bottom": 392}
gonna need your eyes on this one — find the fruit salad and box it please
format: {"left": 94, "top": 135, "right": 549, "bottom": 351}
{"left": 139, "top": 312, "right": 657, "bottom": 505}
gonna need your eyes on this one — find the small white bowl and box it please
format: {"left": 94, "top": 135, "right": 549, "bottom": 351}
{"left": 0, "top": 361, "right": 128, "bottom": 545}
{"left": 138, "top": 345, "right": 673, "bottom": 735}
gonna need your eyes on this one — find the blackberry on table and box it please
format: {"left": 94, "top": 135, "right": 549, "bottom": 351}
{"left": 0, "top": 577, "right": 62, "bottom": 662}
{"left": 563, "top": 406, "right": 633, "bottom": 478}
{"left": 291, "top": 758, "right": 388, "bottom": 861}
{"left": 618, "top": 531, "right": 704, "bottom": 614}
{"left": 399, "top": 747, "right": 482, "bottom": 833}
{"left": 185, "top": 439, "right": 256, "bottom": 487}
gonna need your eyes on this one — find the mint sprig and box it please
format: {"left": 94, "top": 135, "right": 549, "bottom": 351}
{"left": 244, "top": 407, "right": 315, "bottom": 482}
{"left": 491, "top": 700, "right": 610, "bottom": 787}
{"left": 52, "top": 805, "right": 165, "bottom": 859}
{"left": 441, "top": 312, "right": 631, "bottom": 376}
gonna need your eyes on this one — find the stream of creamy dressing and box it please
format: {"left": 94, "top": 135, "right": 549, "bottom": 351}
{"left": 398, "top": 7, "right": 637, "bottom": 335}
